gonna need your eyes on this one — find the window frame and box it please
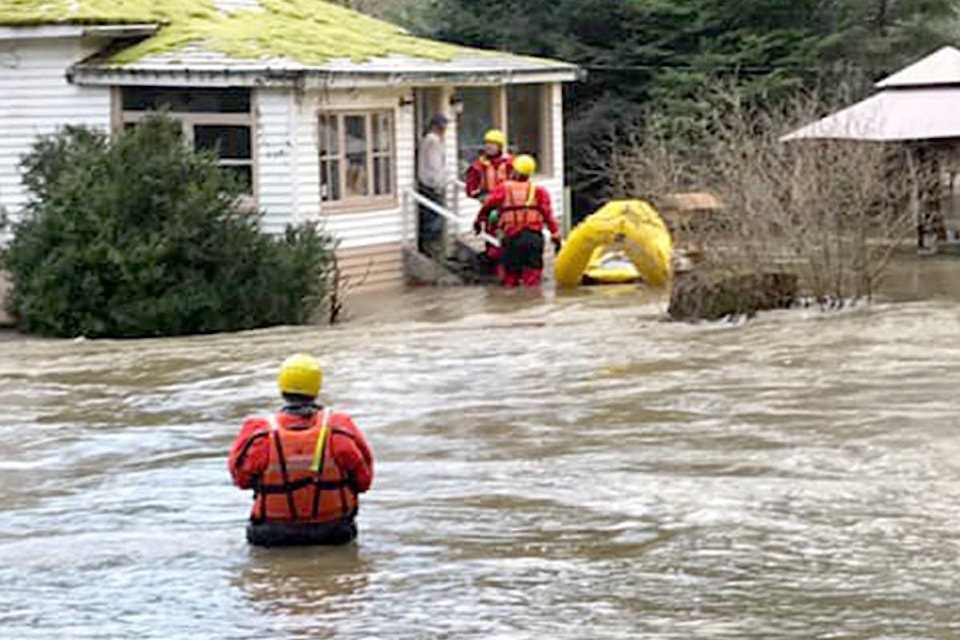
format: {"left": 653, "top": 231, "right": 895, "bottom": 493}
{"left": 506, "top": 83, "right": 554, "bottom": 179}
{"left": 318, "top": 109, "right": 398, "bottom": 214}
{"left": 454, "top": 83, "right": 554, "bottom": 178}
{"left": 455, "top": 85, "right": 506, "bottom": 175}
{"left": 115, "top": 88, "right": 257, "bottom": 200}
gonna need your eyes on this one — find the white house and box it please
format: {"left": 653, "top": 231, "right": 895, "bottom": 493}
{"left": 0, "top": 0, "right": 578, "bottom": 291}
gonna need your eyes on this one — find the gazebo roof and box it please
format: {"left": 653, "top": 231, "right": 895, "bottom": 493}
{"left": 782, "top": 87, "right": 960, "bottom": 142}
{"left": 876, "top": 46, "right": 960, "bottom": 89}
{"left": 783, "top": 47, "right": 960, "bottom": 142}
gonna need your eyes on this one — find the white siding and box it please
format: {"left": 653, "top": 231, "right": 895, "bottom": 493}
{"left": 549, "top": 82, "right": 566, "bottom": 226}
{"left": 320, "top": 207, "right": 405, "bottom": 248}
{"left": 264, "top": 81, "right": 566, "bottom": 251}
{"left": 336, "top": 242, "right": 404, "bottom": 291}
{"left": 526, "top": 82, "right": 566, "bottom": 228}
{"left": 293, "top": 87, "right": 414, "bottom": 250}
{"left": 255, "top": 89, "right": 297, "bottom": 234}
{"left": 0, "top": 38, "right": 111, "bottom": 222}
{"left": 295, "top": 88, "right": 321, "bottom": 229}
{"left": 395, "top": 90, "right": 418, "bottom": 224}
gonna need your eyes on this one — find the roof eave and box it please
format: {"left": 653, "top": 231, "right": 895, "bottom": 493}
{"left": 299, "top": 66, "right": 582, "bottom": 87}
{"left": 876, "top": 82, "right": 960, "bottom": 91}
{"left": 0, "top": 24, "right": 85, "bottom": 40}
{"left": 83, "top": 24, "right": 159, "bottom": 39}
{"left": 874, "top": 46, "right": 960, "bottom": 89}
{"left": 783, "top": 132, "right": 960, "bottom": 143}
{"left": 782, "top": 133, "right": 886, "bottom": 143}
{"left": 0, "top": 23, "right": 159, "bottom": 40}
{"left": 68, "top": 63, "right": 581, "bottom": 88}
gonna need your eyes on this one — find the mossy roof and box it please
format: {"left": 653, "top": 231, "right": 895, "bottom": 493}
{"left": 0, "top": 0, "right": 568, "bottom": 69}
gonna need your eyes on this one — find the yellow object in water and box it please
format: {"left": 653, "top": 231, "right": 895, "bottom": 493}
{"left": 555, "top": 200, "right": 673, "bottom": 288}
{"left": 583, "top": 248, "right": 642, "bottom": 284}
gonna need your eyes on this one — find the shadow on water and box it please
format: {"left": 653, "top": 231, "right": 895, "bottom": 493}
{"left": 231, "top": 545, "right": 374, "bottom": 635}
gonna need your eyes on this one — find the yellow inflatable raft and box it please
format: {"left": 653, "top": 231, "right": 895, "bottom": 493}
{"left": 583, "top": 248, "right": 643, "bottom": 284}
{"left": 555, "top": 200, "right": 674, "bottom": 288}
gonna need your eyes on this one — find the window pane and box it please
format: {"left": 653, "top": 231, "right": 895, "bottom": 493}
{"left": 198, "top": 89, "right": 250, "bottom": 113}
{"left": 456, "top": 87, "right": 496, "bottom": 171}
{"left": 319, "top": 114, "right": 341, "bottom": 202}
{"left": 508, "top": 85, "right": 548, "bottom": 173}
{"left": 123, "top": 119, "right": 184, "bottom": 137}
{"left": 321, "top": 160, "right": 341, "bottom": 201}
{"left": 194, "top": 125, "right": 251, "bottom": 160}
{"left": 373, "top": 112, "right": 392, "bottom": 152}
{"left": 345, "top": 115, "right": 368, "bottom": 198}
{"left": 121, "top": 87, "right": 250, "bottom": 113}
{"left": 374, "top": 156, "right": 392, "bottom": 196}
{"left": 221, "top": 165, "right": 253, "bottom": 193}
{"left": 319, "top": 115, "right": 339, "bottom": 156}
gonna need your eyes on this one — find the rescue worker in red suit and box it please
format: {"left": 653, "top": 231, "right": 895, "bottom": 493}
{"left": 465, "top": 129, "right": 513, "bottom": 275}
{"left": 228, "top": 354, "right": 374, "bottom": 547}
{"left": 474, "top": 154, "right": 563, "bottom": 288}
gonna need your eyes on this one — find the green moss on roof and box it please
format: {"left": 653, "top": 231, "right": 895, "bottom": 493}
{"left": 0, "top": 0, "right": 483, "bottom": 64}
{"left": 0, "top": 0, "right": 212, "bottom": 26}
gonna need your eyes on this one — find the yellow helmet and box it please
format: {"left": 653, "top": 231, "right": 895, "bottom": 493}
{"left": 278, "top": 353, "right": 323, "bottom": 397}
{"left": 483, "top": 129, "right": 506, "bottom": 148}
{"left": 513, "top": 154, "right": 537, "bottom": 177}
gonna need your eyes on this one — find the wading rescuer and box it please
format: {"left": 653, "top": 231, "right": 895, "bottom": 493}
{"left": 466, "top": 129, "right": 513, "bottom": 273}
{"left": 228, "top": 354, "right": 374, "bottom": 547}
{"left": 474, "top": 154, "right": 562, "bottom": 288}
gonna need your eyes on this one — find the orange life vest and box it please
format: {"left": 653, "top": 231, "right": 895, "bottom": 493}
{"left": 479, "top": 156, "right": 510, "bottom": 195}
{"left": 498, "top": 180, "right": 544, "bottom": 237}
{"left": 252, "top": 410, "right": 357, "bottom": 524}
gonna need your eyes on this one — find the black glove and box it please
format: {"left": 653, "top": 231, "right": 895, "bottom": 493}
{"left": 473, "top": 220, "right": 482, "bottom": 235}
{"left": 552, "top": 238, "right": 563, "bottom": 253}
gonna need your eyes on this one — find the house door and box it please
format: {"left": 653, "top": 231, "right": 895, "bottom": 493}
{"left": 416, "top": 87, "right": 446, "bottom": 142}
{"left": 414, "top": 88, "right": 445, "bottom": 190}
{"left": 415, "top": 88, "right": 444, "bottom": 144}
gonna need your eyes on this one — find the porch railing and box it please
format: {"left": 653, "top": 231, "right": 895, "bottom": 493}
{"left": 402, "top": 182, "right": 500, "bottom": 254}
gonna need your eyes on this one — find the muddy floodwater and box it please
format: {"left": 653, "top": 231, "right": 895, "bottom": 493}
{"left": 1, "top": 256, "right": 959, "bottom": 639}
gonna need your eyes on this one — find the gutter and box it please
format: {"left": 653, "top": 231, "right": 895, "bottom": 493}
{"left": 68, "top": 63, "right": 581, "bottom": 89}
{"left": 68, "top": 64, "right": 310, "bottom": 88}
{"left": 82, "top": 24, "right": 159, "bottom": 39}
{"left": 0, "top": 23, "right": 159, "bottom": 41}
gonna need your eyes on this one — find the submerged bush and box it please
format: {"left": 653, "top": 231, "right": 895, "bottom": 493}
{"left": 2, "top": 116, "right": 335, "bottom": 338}
{"left": 608, "top": 86, "right": 915, "bottom": 306}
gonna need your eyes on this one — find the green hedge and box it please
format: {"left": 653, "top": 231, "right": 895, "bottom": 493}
{"left": 2, "top": 115, "right": 336, "bottom": 338}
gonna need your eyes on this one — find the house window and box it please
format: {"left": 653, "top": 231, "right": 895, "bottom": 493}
{"left": 508, "top": 84, "right": 552, "bottom": 177}
{"left": 119, "top": 87, "right": 255, "bottom": 194}
{"left": 455, "top": 84, "right": 553, "bottom": 176}
{"left": 319, "top": 111, "right": 395, "bottom": 206}
{"left": 456, "top": 87, "right": 500, "bottom": 173}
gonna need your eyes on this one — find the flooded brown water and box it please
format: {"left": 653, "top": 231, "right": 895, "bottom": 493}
{"left": 1, "top": 257, "right": 959, "bottom": 639}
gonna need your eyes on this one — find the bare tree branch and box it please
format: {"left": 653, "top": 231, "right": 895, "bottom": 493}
{"left": 616, "top": 83, "right": 917, "bottom": 305}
